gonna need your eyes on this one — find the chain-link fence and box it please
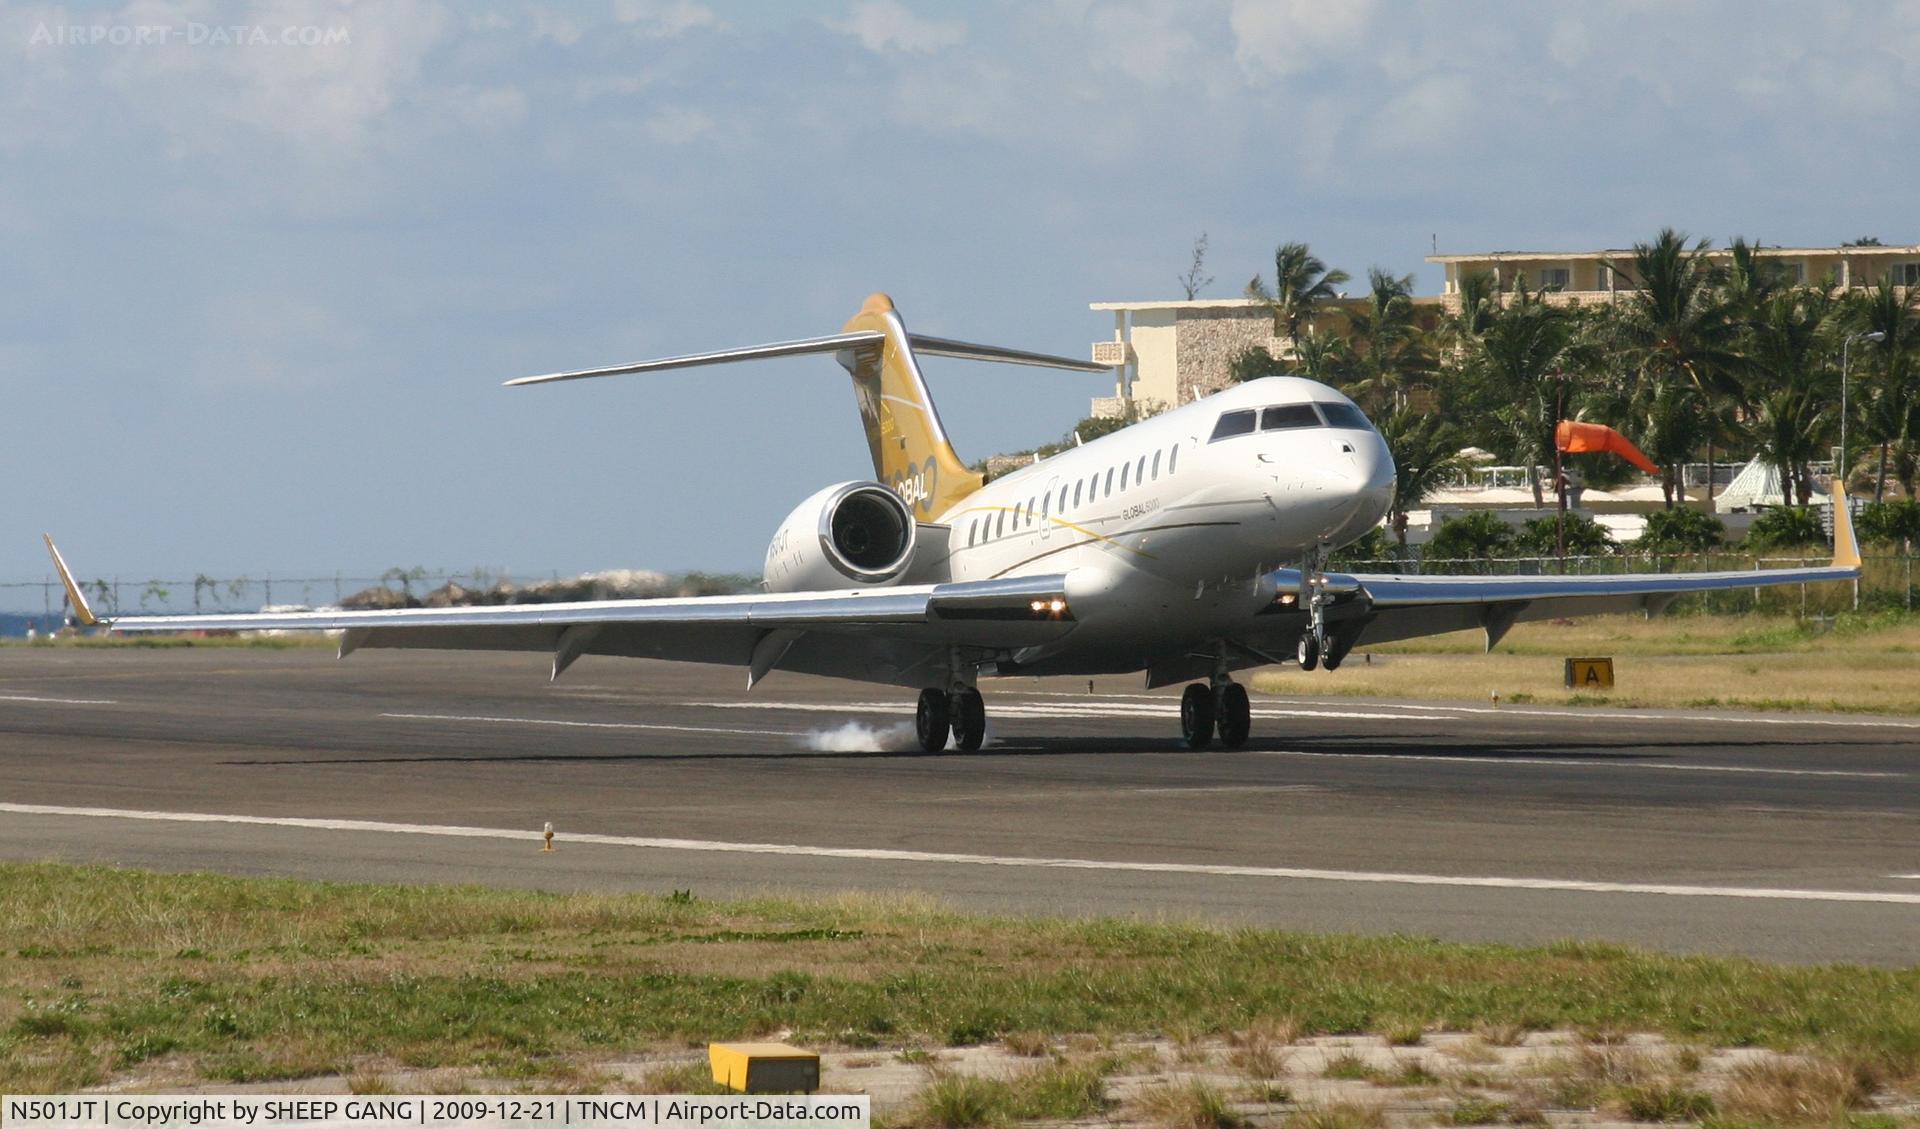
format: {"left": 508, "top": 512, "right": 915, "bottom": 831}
{"left": 0, "top": 568, "right": 760, "bottom": 635}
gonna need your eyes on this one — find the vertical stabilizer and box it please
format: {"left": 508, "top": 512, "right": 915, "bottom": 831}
{"left": 838, "top": 294, "right": 984, "bottom": 521}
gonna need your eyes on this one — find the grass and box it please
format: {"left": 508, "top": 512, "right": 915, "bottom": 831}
{"left": 1133, "top": 1078, "right": 1246, "bottom": 1129}
{"left": 3, "top": 863, "right": 1920, "bottom": 1094}
{"left": 912, "top": 1058, "right": 1112, "bottom": 1127}
{"left": 1, "top": 633, "right": 332, "bottom": 649}
{"left": 1255, "top": 609, "right": 1920, "bottom": 715}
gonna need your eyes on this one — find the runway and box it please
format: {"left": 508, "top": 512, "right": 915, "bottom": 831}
{"left": 2, "top": 646, "right": 1917, "bottom": 965}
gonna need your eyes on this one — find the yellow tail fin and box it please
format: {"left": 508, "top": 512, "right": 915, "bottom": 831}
{"left": 838, "top": 293, "right": 983, "bottom": 520}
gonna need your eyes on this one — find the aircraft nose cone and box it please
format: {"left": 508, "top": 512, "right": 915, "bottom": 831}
{"left": 1329, "top": 435, "right": 1395, "bottom": 542}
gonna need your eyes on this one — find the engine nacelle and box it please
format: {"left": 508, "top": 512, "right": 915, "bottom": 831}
{"left": 764, "top": 481, "right": 918, "bottom": 592}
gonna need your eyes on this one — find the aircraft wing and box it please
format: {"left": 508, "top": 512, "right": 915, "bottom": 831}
{"left": 1324, "top": 561, "right": 1856, "bottom": 650}
{"left": 1261, "top": 484, "right": 1862, "bottom": 655}
{"left": 40, "top": 538, "right": 1074, "bottom": 687}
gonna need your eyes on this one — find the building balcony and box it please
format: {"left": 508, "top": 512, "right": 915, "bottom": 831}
{"left": 1090, "top": 340, "right": 1132, "bottom": 366}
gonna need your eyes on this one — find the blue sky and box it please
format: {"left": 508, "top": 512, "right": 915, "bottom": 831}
{"left": 6, "top": 0, "right": 1920, "bottom": 583}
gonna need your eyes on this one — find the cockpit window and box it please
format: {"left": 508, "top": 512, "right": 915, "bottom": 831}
{"left": 1317, "top": 401, "right": 1372, "bottom": 430}
{"left": 1209, "top": 409, "right": 1257, "bottom": 441}
{"left": 1261, "top": 404, "right": 1321, "bottom": 431}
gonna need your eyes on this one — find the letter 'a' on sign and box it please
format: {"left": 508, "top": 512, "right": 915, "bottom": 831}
{"left": 1563, "top": 657, "right": 1615, "bottom": 690}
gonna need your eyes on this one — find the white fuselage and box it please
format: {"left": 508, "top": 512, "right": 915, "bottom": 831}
{"left": 926, "top": 377, "right": 1394, "bottom": 673}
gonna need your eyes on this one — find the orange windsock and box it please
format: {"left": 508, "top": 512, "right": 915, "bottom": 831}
{"left": 1555, "top": 420, "right": 1660, "bottom": 475}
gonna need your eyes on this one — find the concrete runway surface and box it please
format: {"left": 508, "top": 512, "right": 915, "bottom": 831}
{"left": 2, "top": 646, "right": 1916, "bottom": 965}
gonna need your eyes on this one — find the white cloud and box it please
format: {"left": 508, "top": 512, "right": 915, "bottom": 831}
{"left": 830, "top": 0, "right": 965, "bottom": 54}
{"left": 612, "top": 0, "right": 720, "bottom": 39}
{"left": 195, "top": 291, "right": 355, "bottom": 388}
{"left": 1230, "top": 0, "right": 1377, "bottom": 79}
{"left": 643, "top": 105, "right": 713, "bottom": 144}
{"left": 1546, "top": 15, "right": 1590, "bottom": 68}
{"left": 77, "top": 0, "right": 453, "bottom": 153}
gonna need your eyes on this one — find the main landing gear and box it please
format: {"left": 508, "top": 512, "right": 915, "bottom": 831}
{"left": 1179, "top": 677, "right": 1250, "bottom": 751}
{"left": 915, "top": 685, "right": 987, "bottom": 753}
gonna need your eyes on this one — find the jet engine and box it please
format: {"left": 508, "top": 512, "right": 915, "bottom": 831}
{"left": 763, "top": 481, "right": 918, "bottom": 592}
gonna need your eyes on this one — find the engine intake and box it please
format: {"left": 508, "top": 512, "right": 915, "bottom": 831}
{"left": 764, "top": 482, "right": 918, "bottom": 592}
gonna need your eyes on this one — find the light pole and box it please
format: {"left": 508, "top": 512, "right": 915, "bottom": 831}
{"left": 1841, "top": 329, "right": 1886, "bottom": 492}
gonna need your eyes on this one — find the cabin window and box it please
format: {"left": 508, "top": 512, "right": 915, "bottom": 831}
{"left": 1317, "top": 401, "right": 1373, "bottom": 430}
{"left": 967, "top": 519, "right": 977, "bottom": 547}
{"left": 1261, "top": 403, "right": 1320, "bottom": 431}
{"left": 1041, "top": 492, "right": 1049, "bottom": 520}
{"left": 1059, "top": 485, "right": 1069, "bottom": 512}
{"left": 1135, "top": 455, "right": 1146, "bottom": 484}
{"left": 1210, "top": 409, "right": 1257, "bottom": 441}
{"left": 1073, "top": 480, "right": 1083, "bottom": 508}
{"left": 1151, "top": 450, "right": 1162, "bottom": 480}
{"left": 1168, "top": 444, "right": 1179, "bottom": 474}
{"left": 1120, "top": 463, "right": 1130, "bottom": 490}
{"left": 1104, "top": 467, "right": 1115, "bottom": 495}
{"left": 995, "top": 511, "right": 1005, "bottom": 538}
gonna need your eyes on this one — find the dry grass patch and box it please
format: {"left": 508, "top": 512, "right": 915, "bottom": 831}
{"left": 1133, "top": 1077, "right": 1249, "bottom": 1129}
{"left": 1282, "top": 1100, "right": 1386, "bottom": 1129}
{"left": 1718, "top": 1055, "right": 1875, "bottom": 1126}
{"left": 1321, "top": 1053, "right": 1384, "bottom": 1083}
{"left": 1253, "top": 610, "right": 1920, "bottom": 716}
{"left": 1226, "top": 1019, "right": 1296, "bottom": 1080}
{"left": 998, "top": 1030, "right": 1050, "bottom": 1057}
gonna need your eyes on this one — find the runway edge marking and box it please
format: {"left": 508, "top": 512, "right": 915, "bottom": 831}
{"left": 4, "top": 802, "right": 1919, "bottom": 907}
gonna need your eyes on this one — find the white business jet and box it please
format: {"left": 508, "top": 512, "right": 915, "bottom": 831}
{"left": 45, "top": 294, "right": 1860, "bottom": 752}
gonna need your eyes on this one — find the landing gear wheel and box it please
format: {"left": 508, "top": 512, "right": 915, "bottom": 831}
{"left": 915, "top": 687, "right": 950, "bottom": 753}
{"left": 1180, "top": 683, "right": 1216, "bottom": 750}
{"left": 951, "top": 687, "right": 986, "bottom": 752}
{"left": 1297, "top": 631, "right": 1322, "bottom": 671}
{"left": 1322, "top": 646, "right": 1344, "bottom": 672}
{"left": 1215, "top": 682, "right": 1251, "bottom": 750}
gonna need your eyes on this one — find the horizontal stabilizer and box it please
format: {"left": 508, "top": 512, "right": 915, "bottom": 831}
{"left": 506, "top": 332, "right": 883, "bottom": 386}
{"left": 907, "top": 335, "right": 1109, "bottom": 373}
{"left": 508, "top": 329, "right": 1108, "bottom": 387}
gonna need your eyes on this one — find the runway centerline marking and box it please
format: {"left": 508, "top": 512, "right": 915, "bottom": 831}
{"left": 379, "top": 712, "right": 792, "bottom": 738}
{"left": 0, "top": 693, "right": 118, "bottom": 706}
{"left": 1253, "top": 749, "right": 1903, "bottom": 779}
{"left": 4, "top": 802, "right": 1918, "bottom": 907}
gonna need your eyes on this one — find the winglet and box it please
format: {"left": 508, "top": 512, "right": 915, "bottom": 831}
{"left": 41, "top": 534, "right": 100, "bottom": 627}
{"left": 1830, "top": 479, "right": 1861, "bottom": 570}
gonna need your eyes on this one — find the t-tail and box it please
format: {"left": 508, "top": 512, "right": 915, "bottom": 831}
{"left": 506, "top": 293, "right": 1107, "bottom": 519}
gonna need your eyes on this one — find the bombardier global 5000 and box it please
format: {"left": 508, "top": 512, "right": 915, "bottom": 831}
{"left": 46, "top": 293, "right": 1860, "bottom": 752}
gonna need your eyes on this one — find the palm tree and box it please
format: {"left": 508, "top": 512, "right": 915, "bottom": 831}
{"left": 1605, "top": 229, "right": 1751, "bottom": 506}
{"left": 1746, "top": 287, "right": 1840, "bottom": 504}
{"left": 1246, "top": 242, "right": 1350, "bottom": 341}
{"left": 1339, "top": 268, "right": 1432, "bottom": 414}
{"left": 1847, "top": 276, "right": 1920, "bottom": 499}
{"left": 1469, "top": 283, "right": 1574, "bottom": 506}
{"left": 1376, "top": 406, "right": 1466, "bottom": 551}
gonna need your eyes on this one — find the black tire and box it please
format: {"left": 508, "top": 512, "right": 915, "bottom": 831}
{"left": 1323, "top": 647, "right": 1344, "bottom": 671}
{"left": 1215, "top": 682, "right": 1251, "bottom": 749}
{"left": 915, "top": 688, "right": 950, "bottom": 753}
{"left": 1180, "top": 683, "right": 1215, "bottom": 749}
{"left": 952, "top": 687, "right": 986, "bottom": 752}
{"left": 1297, "top": 632, "right": 1321, "bottom": 671}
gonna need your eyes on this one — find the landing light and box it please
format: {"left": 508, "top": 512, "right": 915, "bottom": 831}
{"left": 1278, "top": 592, "right": 1298, "bottom": 606}
{"left": 1029, "top": 598, "right": 1070, "bottom": 618}
{"left": 1048, "top": 598, "right": 1066, "bottom": 614}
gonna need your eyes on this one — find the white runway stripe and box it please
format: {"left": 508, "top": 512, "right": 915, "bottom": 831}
{"left": 1253, "top": 749, "right": 1905, "bottom": 780}
{"left": 0, "top": 694, "right": 118, "bottom": 705}
{"left": 1027, "top": 692, "right": 1920, "bottom": 731}
{"left": 379, "top": 712, "right": 791, "bottom": 738}
{"left": 4, "top": 801, "right": 1917, "bottom": 907}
